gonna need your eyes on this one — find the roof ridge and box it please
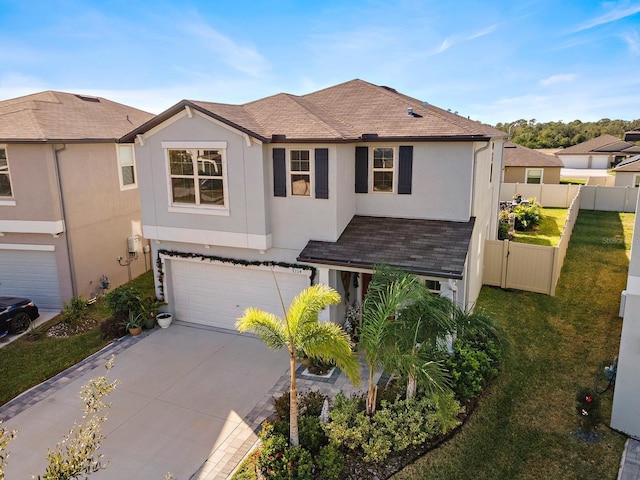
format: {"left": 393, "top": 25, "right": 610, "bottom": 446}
{"left": 285, "top": 94, "right": 357, "bottom": 139}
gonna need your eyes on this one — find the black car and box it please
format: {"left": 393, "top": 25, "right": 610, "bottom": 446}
{"left": 0, "top": 297, "right": 39, "bottom": 338}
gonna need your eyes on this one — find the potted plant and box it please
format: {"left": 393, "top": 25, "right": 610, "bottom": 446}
{"left": 123, "top": 311, "right": 144, "bottom": 336}
{"left": 139, "top": 297, "right": 167, "bottom": 330}
{"left": 156, "top": 312, "right": 173, "bottom": 329}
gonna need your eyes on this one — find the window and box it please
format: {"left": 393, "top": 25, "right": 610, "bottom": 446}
{"left": 290, "top": 150, "right": 311, "bottom": 196}
{"left": 634, "top": 175, "right": 640, "bottom": 188}
{"left": 372, "top": 147, "right": 394, "bottom": 192}
{"left": 526, "top": 168, "right": 543, "bottom": 184}
{"left": 117, "top": 144, "right": 136, "bottom": 189}
{"left": 425, "top": 279, "right": 441, "bottom": 293}
{"left": 0, "top": 147, "right": 13, "bottom": 198}
{"left": 168, "top": 148, "right": 226, "bottom": 207}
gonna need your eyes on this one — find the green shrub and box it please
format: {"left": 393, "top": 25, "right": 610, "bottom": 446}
{"left": 104, "top": 286, "right": 141, "bottom": 321}
{"left": 273, "top": 391, "right": 290, "bottom": 420}
{"left": 61, "top": 296, "right": 89, "bottom": 323}
{"left": 498, "top": 220, "right": 510, "bottom": 240}
{"left": 298, "top": 416, "right": 327, "bottom": 454}
{"left": 512, "top": 200, "right": 543, "bottom": 231}
{"left": 316, "top": 443, "right": 345, "bottom": 480}
{"left": 282, "top": 446, "right": 313, "bottom": 480}
{"left": 575, "top": 387, "right": 601, "bottom": 432}
{"left": 445, "top": 338, "right": 502, "bottom": 402}
{"left": 256, "top": 422, "right": 313, "bottom": 479}
{"left": 299, "top": 390, "right": 327, "bottom": 417}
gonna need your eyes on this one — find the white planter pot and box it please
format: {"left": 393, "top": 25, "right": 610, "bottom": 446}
{"left": 156, "top": 313, "right": 173, "bottom": 329}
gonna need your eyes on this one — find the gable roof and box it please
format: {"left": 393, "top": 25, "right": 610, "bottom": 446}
{"left": 614, "top": 154, "right": 640, "bottom": 172}
{"left": 502, "top": 141, "right": 563, "bottom": 168}
{"left": 556, "top": 134, "right": 640, "bottom": 155}
{"left": 122, "top": 79, "right": 506, "bottom": 143}
{"left": 0, "top": 91, "right": 153, "bottom": 143}
{"left": 297, "top": 215, "right": 475, "bottom": 279}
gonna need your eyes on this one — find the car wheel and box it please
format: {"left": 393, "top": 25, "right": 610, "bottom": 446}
{"left": 10, "top": 312, "right": 31, "bottom": 334}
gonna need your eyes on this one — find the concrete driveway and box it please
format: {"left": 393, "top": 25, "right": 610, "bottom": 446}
{"left": 0, "top": 323, "right": 290, "bottom": 479}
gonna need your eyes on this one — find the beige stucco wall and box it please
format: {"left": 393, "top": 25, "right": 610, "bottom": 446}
{"left": 503, "top": 166, "right": 561, "bottom": 184}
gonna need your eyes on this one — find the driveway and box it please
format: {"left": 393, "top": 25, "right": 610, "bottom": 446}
{"left": 0, "top": 323, "right": 291, "bottom": 479}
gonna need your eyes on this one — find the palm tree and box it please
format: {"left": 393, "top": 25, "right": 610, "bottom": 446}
{"left": 236, "top": 284, "right": 361, "bottom": 446}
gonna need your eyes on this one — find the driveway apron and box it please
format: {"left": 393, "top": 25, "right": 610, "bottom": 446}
{"left": 0, "top": 323, "right": 289, "bottom": 479}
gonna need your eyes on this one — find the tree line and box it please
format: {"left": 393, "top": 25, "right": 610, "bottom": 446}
{"left": 493, "top": 118, "right": 640, "bottom": 149}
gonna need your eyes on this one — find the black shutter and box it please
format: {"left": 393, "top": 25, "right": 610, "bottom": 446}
{"left": 398, "top": 146, "right": 413, "bottom": 195}
{"left": 355, "top": 146, "right": 368, "bottom": 193}
{"left": 315, "top": 148, "right": 329, "bottom": 199}
{"left": 273, "top": 148, "right": 286, "bottom": 197}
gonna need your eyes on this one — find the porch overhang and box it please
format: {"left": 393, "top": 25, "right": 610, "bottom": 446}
{"left": 297, "top": 215, "right": 475, "bottom": 280}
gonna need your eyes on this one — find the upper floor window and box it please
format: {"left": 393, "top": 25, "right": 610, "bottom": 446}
{"left": 373, "top": 147, "right": 394, "bottom": 192}
{"left": 117, "top": 144, "right": 137, "bottom": 190}
{"left": 634, "top": 174, "right": 640, "bottom": 188}
{"left": 526, "top": 168, "right": 542, "bottom": 184}
{"left": 0, "top": 147, "right": 13, "bottom": 198}
{"left": 168, "top": 148, "right": 226, "bottom": 207}
{"left": 290, "top": 150, "right": 311, "bottom": 196}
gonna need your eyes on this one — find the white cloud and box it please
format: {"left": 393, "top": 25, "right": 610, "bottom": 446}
{"left": 621, "top": 30, "right": 640, "bottom": 53}
{"left": 572, "top": 2, "right": 640, "bottom": 32}
{"left": 432, "top": 24, "right": 498, "bottom": 55}
{"left": 540, "top": 73, "right": 577, "bottom": 87}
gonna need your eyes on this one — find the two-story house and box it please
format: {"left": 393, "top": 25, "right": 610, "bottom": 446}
{"left": 121, "top": 79, "right": 507, "bottom": 329}
{"left": 0, "top": 91, "right": 154, "bottom": 310}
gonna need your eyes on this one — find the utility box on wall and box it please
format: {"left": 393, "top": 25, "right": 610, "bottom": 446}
{"left": 127, "top": 236, "right": 139, "bottom": 254}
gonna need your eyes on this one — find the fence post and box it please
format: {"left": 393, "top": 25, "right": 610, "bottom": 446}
{"left": 501, "top": 240, "right": 509, "bottom": 289}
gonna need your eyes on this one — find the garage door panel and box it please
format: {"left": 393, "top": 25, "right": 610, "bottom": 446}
{"left": 170, "top": 260, "right": 309, "bottom": 329}
{"left": 0, "top": 249, "right": 62, "bottom": 310}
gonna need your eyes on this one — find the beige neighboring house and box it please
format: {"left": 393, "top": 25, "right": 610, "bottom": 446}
{"left": 555, "top": 134, "right": 640, "bottom": 169}
{"left": 0, "top": 91, "right": 154, "bottom": 310}
{"left": 613, "top": 154, "right": 640, "bottom": 187}
{"left": 502, "top": 141, "right": 563, "bottom": 184}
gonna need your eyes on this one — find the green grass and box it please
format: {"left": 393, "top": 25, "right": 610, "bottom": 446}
{"left": 560, "top": 178, "right": 587, "bottom": 185}
{"left": 0, "top": 270, "right": 155, "bottom": 406}
{"left": 511, "top": 208, "right": 569, "bottom": 246}
{"left": 393, "top": 210, "right": 632, "bottom": 480}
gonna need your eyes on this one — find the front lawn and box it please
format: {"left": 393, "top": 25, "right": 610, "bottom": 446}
{"left": 0, "top": 271, "right": 155, "bottom": 407}
{"left": 511, "top": 207, "right": 568, "bottom": 246}
{"left": 393, "top": 210, "right": 632, "bottom": 479}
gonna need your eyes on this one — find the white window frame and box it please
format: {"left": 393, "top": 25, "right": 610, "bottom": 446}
{"left": 634, "top": 174, "right": 640, "bottom": 188}
{"left": 525, "top": 168, "right": 543, "bottom": 184}
{"left": 0, "top": 145, "right": 15, "bottom": 206}
{"left": 161, "top": 141, "right": 229, "bottom": 216}
{"left": 289, "top": 149, "right": 313, "bottom": 197}
{"left": 371, "top": 146, "right": 395, "bottom": 193}
{"left": 116, "top": 144, "right": 137, "bottom": 191}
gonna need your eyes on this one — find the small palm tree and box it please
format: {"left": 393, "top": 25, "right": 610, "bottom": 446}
{"left": 236, "top": 284, "right": 361, "bottom": 446}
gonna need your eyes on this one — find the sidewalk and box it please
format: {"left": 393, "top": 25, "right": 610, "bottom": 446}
{"left": 619, "top": 438, "right": 640, "bottom": 480}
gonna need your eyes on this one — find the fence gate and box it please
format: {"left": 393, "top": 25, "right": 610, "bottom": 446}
{"left": 484, "top": 240, "right": 558, "bottom": 295}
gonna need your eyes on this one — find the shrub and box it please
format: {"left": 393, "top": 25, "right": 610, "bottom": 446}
{"left": 298, "top": 416, "right": 327, "bottom": 454}
{"left": 273, "top": 391, "right": 291, "bottom": 421}
{"left": 498, "top": 220, "right": 510, "bottom": 240}
{"left": 445, "top": 336, "right": 502, "bottom": 402}
{"left": 299, "top": 390, "right": 327, "bottom": 417}
{"left": 316, "top": 444, "right": 345, "bottom": 480}
{"left": 61, "top": 296, "right": 89, "bottom": 323}
{"left": 104, "top": 286, "right": 141, "bottom": 321}
{"left": 512, "top": 200, "right": 542, "bottom": 231}
{"left": 256, "top": 422, "right": 313, "bottom": 480}
{"left": 576, "top": 387, "right": 601, "bottom": 432}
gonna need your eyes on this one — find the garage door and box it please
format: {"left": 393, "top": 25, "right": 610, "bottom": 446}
{"left": 0, "top": 248, "right": 62, "bottom": 310}
{"left": 170, "top": 260, "right": 310, "bottom": 329}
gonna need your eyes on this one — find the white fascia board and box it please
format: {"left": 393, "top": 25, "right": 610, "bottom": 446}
{"left": 143, "top": 224, "right": 272, "bottom": 251}
{"left": 0, "top": 220, "right": 64, "bottom": 235}
{"left": 0, "top": 243, "right": 56, "bottom": 251}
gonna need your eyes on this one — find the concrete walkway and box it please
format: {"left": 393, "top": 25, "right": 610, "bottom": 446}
{"left": 620, "top": 438, "right": 640, "bottom": 480}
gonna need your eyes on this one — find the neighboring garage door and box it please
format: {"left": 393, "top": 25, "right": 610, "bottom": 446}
{"left": 170, "top": 259, "right": 310, "bottom": 329}
{"left": 0, "top": 247, "right": 62, "bottom": 310}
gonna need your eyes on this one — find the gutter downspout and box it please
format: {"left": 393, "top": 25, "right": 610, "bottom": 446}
{"left": 53, "top": 144, "right": 77, "bottom": 297}
{"left": 465, "top": 140, "right": 491, "bottom": 309}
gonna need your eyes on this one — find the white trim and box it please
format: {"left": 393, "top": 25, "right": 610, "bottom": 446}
{"left": 0, "top": 220, "right": 64, "bottom": 235}
{"left": 161, "top": 141, "right": 227, "bottom": 149}
{"left": 288, "top": 148, "right": 314, "bottom": 197}
{"left": 143, "top": 224, "right": 272, "bottom": 250}
{"left": 185, "top": 105, "right": 194, "bottom": 118}
{"left": 371, "top": 146, "right": 396, "bottom": 193}
{"left": 167, "top": 205, "right": 230, "bottom": 216}
{"left": 633, "top": 174, "right": 640, "bottom": 188}
{"left": 525, "top": 168, "right": 543, "bottom": 184}
{"left": 626, "top": 275, "right": 640, "bottom": 294}
{"left": 0, "top": 243, "right": 55, "bottom": 251}
{"left": 116, "top": 144, "right": 138, "bottom": 191}
{"left": 0, "top": 199, "right": 16, "bottom": 206}
{"left": 0, "top": 144, "right": 15, "bottom": 201}
{"left": 136, "top": 134, "right": 145, "bottom": 146}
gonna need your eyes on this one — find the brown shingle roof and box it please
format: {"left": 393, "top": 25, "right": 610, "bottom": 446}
{"left": 614, "top": 154, "right": 640, "bottom": 172}
{"left": 503, "top": 142, "right": 563, "bottom": 168}
{"left": 0, "top": 91, "right": 153, "bottom": 142}
{"left": 557, "top": 134, "right": 637, "bottom": 155}
{"left": 122, "top": 79, "right": 506, "bottom": 143}
{"left": 297, "top": 215, "right": 474, "bottom": 279}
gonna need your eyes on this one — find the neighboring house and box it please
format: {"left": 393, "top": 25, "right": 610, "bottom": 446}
{"left": 0, "top": 91, "right": 154, "bottom": 310}
{"left": 502, "top": 141, "right": 563, "bottom": 184}
{"left": 624, "top": 130, "right": 640, "bottom": 142}
{"left": 555, "top": 134, "right": 640, "bottom": 169}
{"left": 121, "top": 79, "right": 507, "bottom": 329}
{"left": 613, "top": 154, "right": 640, "bottom": 187}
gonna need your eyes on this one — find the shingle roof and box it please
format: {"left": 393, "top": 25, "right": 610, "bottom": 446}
{"left": 614, "top": 154, "right": 640, "bottom": 172}
{"left": 0, "top": 91, "right": 153, "bottom": 142}
{"left": 297, "top": 215, "right": 475, "bottom": 279}
{"left": 122, "top": 79, "right": 506, "bottom": 143}
{"left": 503, "top": 142, "right": 563, "bottom": 168}
{"left": 625, "top": 131, "right": 640, "bottom": 142}
{"left": 556, "top": 134, "right": 638, "bottom": 155}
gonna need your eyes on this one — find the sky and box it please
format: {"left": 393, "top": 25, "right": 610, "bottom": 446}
{"left": 0, "top": 0, "right": 639, "bottom": 125}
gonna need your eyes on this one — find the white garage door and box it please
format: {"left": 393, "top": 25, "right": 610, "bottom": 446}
{"left": 170, "top": 260, "right": 310, "bottom": 329}
{"left": 0, "top": 248, "right": 62, "bottom": 310}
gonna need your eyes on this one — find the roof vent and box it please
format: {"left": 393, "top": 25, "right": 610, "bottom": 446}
{"left": 381, "top": 85, "right": 398, "bottom": 93}
{"left": 422, "top": 101, "right": 428, "bottom": 107}
{"left": 407, "top": 107, "right": 413, "bottom": 116}
{"left": 75, "top": 94, "right": 100, "bottom": 103}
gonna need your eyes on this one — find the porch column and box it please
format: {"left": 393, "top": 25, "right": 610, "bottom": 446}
{"left": 318, "top": 267, "right": 331, "bottom": 322}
